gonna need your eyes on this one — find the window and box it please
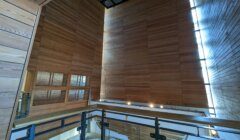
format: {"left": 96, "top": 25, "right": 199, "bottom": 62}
{"left": 68, "top": 90, "right": 88, "bottom": 102}
{"left": 68, "top": 74, "right": 89, "bottom": 102}
{"left": 189, "top": 0, "right": 216, "bottom": 117}
{"left": 36, "top": 71, "right": 50, "bottom": 86}
{"left": 33, "top": 90, "right": 66, "bottom": 106}
{"left": 33, "top": 71, "right": 89, "bottom": 105}
{"left": 36, "top": 71, "right": 67, "bottom": 86}
{"left": 70, "top": 75, "right": 88, "bottom": 87}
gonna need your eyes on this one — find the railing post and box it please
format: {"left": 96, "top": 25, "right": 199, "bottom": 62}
{"left": 101, "top": 109, "right": 109, "bottom": 140}
{"left": 61, "top": 119, "right": 65, "bottom": 128}
{"left": 26, "top": 93, "right": 31, "bottom": 116}
{"left": 155, "top": 117, "right": 160, "bottom": 140}
{"left": 29, "top": 124, "right": 35, "bottom": 140}
{"left": 80, "top": 112, "right": 87, "bottom": 140}
{"left": 150, "top": 117, "right": 166, "bottom": 140}
{"left": 101, "top": 110, "right": 105, "bottom": 140}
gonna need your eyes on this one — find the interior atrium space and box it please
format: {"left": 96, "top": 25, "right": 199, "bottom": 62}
{"left": 0, "top": 0, "right": 240, "bottom": 140}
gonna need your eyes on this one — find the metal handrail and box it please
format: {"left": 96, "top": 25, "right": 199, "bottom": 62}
{"left": 11, "top": 109, "right": 240, "bottom": 140}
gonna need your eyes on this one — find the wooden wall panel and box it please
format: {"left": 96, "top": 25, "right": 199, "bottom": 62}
{"left": 101, "top": 0, "right": 207, "bottom": 108}
{"left": 0, "top": 14, "right": 33, "bottom": 38}
{"left": 27, "top": 0, "right": 104, "bottom": 115}
{"left": 0, "top": 0, "right": 40, "bottom": 139}
{"left": 196, "top": 0, "right": 240, "bottom": 120}
{"left": 0, "top": 0, "right": 36, "bottom": 26}
{"left": 6, "top": 0, "right": 39, "bottom": 15}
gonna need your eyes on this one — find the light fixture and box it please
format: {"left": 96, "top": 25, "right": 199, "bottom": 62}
{"left": 211, "top": 130, "right": 217, "bottom": 136}
{"left": 149, "top": 104, "right": 154, "bottom": 108}
{"left": 99, "top": 99, "right": 103, "bottom": 102}
{"left": 160, "top": 105, "right": 164, "bottom": 109}
{"left": 99, "top": 0, "right": 128, "bottom": 9}
{"left": 127, "top": 101, "right": 131, "bottom": 105}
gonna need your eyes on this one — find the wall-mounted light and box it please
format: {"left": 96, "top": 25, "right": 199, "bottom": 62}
{"left": 160, "top": 105, "right": 164, "bottom": 109}
{"left": 99, "top": 99, "right": 103, "bottom": 102}
{"left": 127, "top": 101, "right": 131, "bottom": 105}
{"left": 149, "top": 104, "right": 154, "bottom": 108}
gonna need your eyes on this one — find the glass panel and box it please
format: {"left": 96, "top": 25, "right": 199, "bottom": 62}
{"left": 105, "top": 118, "right": 153, "bottom": 140}
{"left": 191, "top": 9, "right": 198, "bottom": 24}
{"left": 68, "top": 90, "right": 86, "bottom": 102}
{"left": 36, "top": 71, "right": 50, "bottom": 86}
{"left": 201, "top": 60, "right": 209, "bottom": 84}
{"left": 71, "top": 75, "right": 88, "bottom": 87}
{"left": 71, "top": 75, "right": 78, "bottom": 86}
{"left": 85, "top": 117, "right": 101, "bottom": 139}
{"left": 189, "top": 0, "right": 195, "bottom": 8}
{"left": 52, "top": 73, "right": 64, "bottom": 86}
{"left": 33, "top": 90, "right": 65, "bottom": 106}
{"left": 81, "top": 76, "right": 87, "bottom": 86}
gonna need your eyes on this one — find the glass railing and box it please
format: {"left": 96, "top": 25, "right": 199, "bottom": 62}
{"left": 15, "top": 92, "right": 31, "bottom": 119}
{"left": 11, "top": 109, "right": 240, "bottom": 140}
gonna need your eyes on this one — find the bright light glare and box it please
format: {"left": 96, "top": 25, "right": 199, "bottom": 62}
{"left": 191, "top": 9, "right": 198, "bottom": 24}
{"left": 201, "top": 61, "right": 210, "bottom": 84}
{"left": 149, "top": 104, "right": 154, "bottom": 108}
{"left": 190, "top": 0, "right": 195, "bottom": 8}
{"left": 211, "top": 130, "right": 217, "bottom": 135}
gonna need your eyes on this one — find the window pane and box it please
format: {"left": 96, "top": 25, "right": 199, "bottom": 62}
{"left": 36, "top": 71, "right": 50, "bottom": 86}
{"left": 33, "top": 90, "right": 65, "bottom": 106}
{"left": 70, "top": 75, "right": 88, "bottom": 87}
{"left": 71, "top": 75, "right": 78, "bottom": 86}
{"left": 82, "top": 76, "right": 87, "bottom": 86}
{"left": 52, "top": 73, "right": 64, "bottom": 86}
{"left": 68, "top": 90, "right": 86, "bottom": 102}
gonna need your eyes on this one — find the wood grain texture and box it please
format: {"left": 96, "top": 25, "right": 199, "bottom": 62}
{"left": 0, "top": 45, "right": 27, "bottom": 64}
{"left": 0, "top": 61, "right": 23, "bottom": 78}
{"left": 196, "top": 0, "right": 240, "bottom": 120}
{"left": 0, "top": 124, "right": 8, "bottom": 140}
{"left": 0, "top": 0, "right": 39, "bottom": 139}
{"left": 6, "top": 0, "right": 39, "bottom": 15}
{"left": 29, "top": 100, "right": 88, "bottom": 117}
{"left": 0, "top": 0, "right": 36, "bottom": 26}
{"left": 28, "top": 0, "right": 104, "bottom": 102}
{"left": 0, "top": 14, "right": 33, "bottom": 38}
{"left": 101, "top": 0, "right": 207, "bottom": 108}
{"left": 0, "top": 30, "right": 30, "bottom": 51}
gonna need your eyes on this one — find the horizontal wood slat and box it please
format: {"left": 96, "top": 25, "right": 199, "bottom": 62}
{"left": 0, "top": 45, "right": 27, "bottom": 64}
{"left": 0, "top": 0, "right": 39, "bottom": 139}
{"left": 101, "top": 0, "right": 207, "bottom": 108}
{"left": 0, "top": 14, "right": 33, "bottom": 38}
{"left": 28, "top": 0, "right": 104, "bottom": 105}
{"left": 0, "top": 30, "right": 30, "bottom": 51}
{"left": 0, "top": 0, "right": 36, "bottom": 26}
{"left": 6, "top": 0, "right": 39, "bottom": 15}
{"left": 0, "top": 61, "right": 23, "bottom": 78}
